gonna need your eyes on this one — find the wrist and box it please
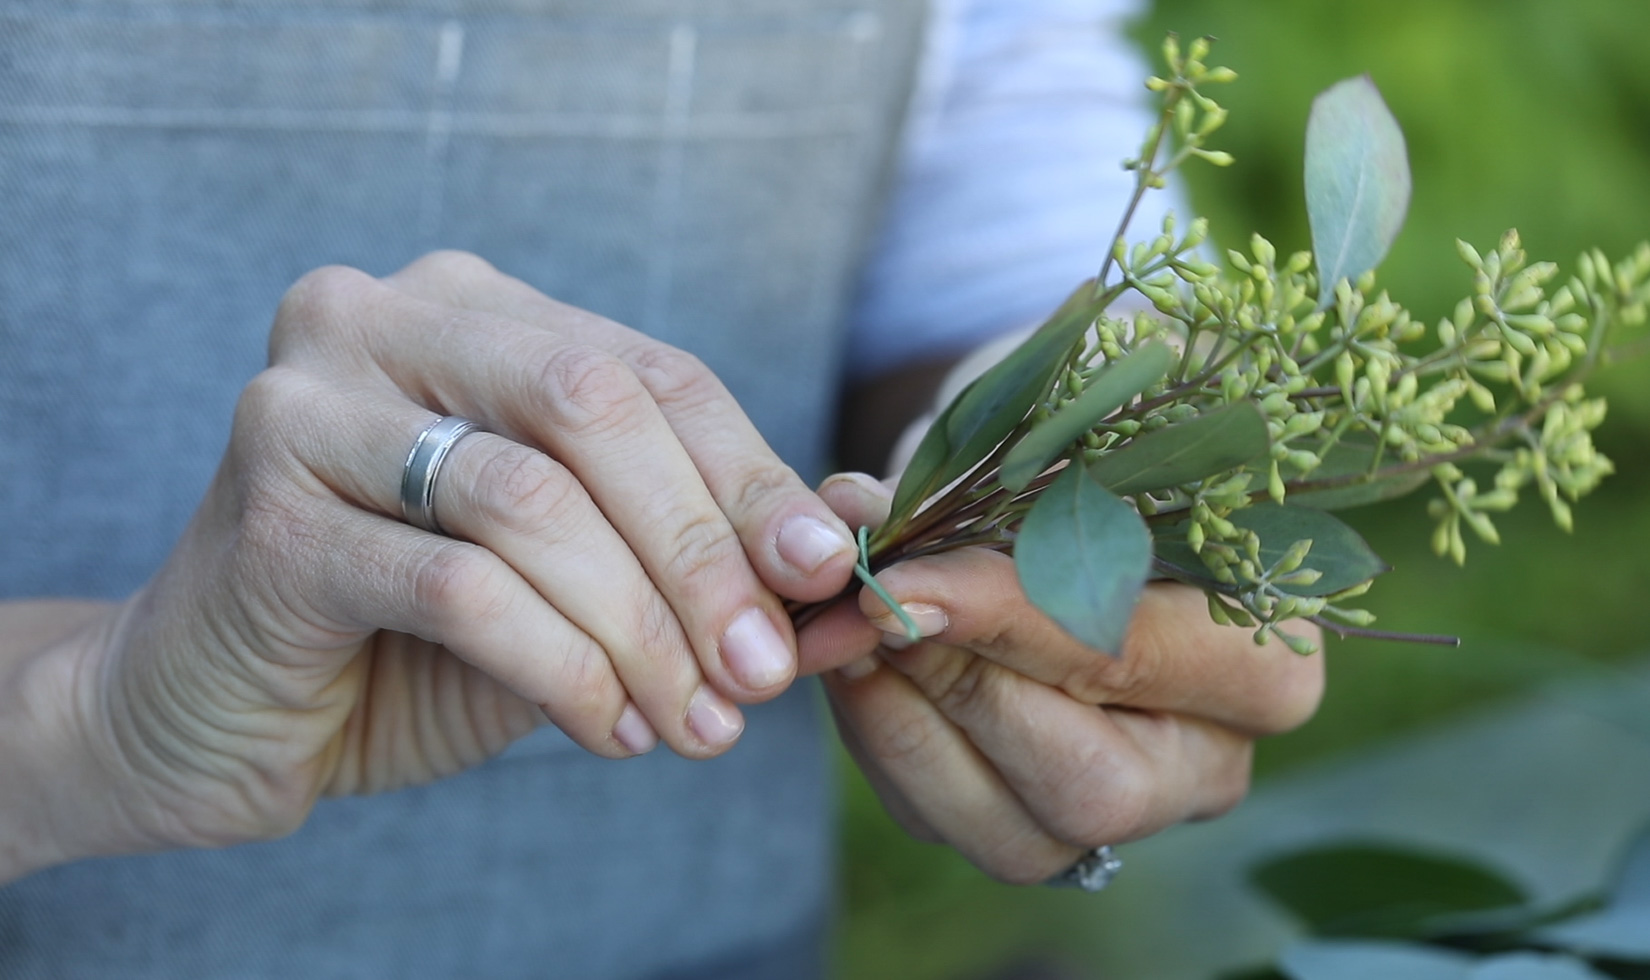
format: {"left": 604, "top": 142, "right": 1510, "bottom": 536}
{"left": 0, "top": 601, "right": 143, "bottom": 883}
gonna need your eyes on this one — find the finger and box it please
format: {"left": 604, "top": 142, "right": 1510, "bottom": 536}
{"left": 876, "top": 640, "right": 1253, "bottom": 847}
{"left": 789, "top": 473, "right": 899, "bottom": 676}
{"left": 245, "top": 370, "right": 745, "bottom": 757}
{"left": 245, "top": 487, "right": 643, "bottom": 761}
{"left": 858, "top": 548, "right": 1325, "bottom": 736}
{"left": 379, "top": 252, "right": 861, "bottom": 602}
{"left": 825, "top": 694, "right": 941, "bottom": 844}
{"left": 282, "top": 266, "right": 798, "bottom": 702}
{"left": 816, "top": 471, "right": 895, "bottom": 533}
{"left": 821, "top": 656, "right": 1081, "bottom": 885}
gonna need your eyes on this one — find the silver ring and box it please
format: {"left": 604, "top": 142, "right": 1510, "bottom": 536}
{"left": 1046, "top": 845, "right": 1122, "bottom": 893}
{"left": 400, "top": 415, "right": 483, "bottom": 536}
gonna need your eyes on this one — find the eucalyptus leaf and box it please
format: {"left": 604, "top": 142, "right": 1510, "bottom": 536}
{"left": 885, "top": 279, "right": 1108, "bottom": 532}
{"left": 1305, "top": 75, "right": 1411, "bottom": 307}
{"left": 1470, "top": 953, "right": 1614, "bottom": 980}
{"left": 1280, "top": 940, "right": 1472, "bottom": 980}
{"left": 885, "top": 400, "right": 959, "bottom": 532}
{"left": 1016, "top": 464, "right": 1152, "bottom": 656}
{"left": 1251, "top": 842, "right": 1528, "bottom": 939}
{"left": 998, "top": 341, "right": 1176, "bottom": 493}
{"left": 1608, "top": 821, "right": 1650, "bottom": 907}
{"left": 1534, "top": 906, "right": 1650, "bottom": 962}
{"left": 1229, "top": 503, "right": 1390, "bottom": 595}
{"left": 1284, "top": 439, "right": 1431, "bottom": 510}
{"left": 1089, "top": 401, "right": 1271, "bottom": 496}
{"left": 937, "top": 289, "right": 1106, "bottom": 490}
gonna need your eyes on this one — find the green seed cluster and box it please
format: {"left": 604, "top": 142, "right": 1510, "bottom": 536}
{"left": 1056, "top": 36, "right": 1649, "bottom": 647}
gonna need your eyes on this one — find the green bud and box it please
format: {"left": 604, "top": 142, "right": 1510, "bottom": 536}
{"left": 1251, "top": 233, "right": 1276, "bottom": 267}
{"left": 1431, "top": 518, "right": 1452, "bottom": 558}
{"left": 1463, "top": 510, "right": 1501, "bottom": 545}
{"left": 1162, "top": 34, "right": 1182, "bottom": 70}
{"left": 1328, "top": 607, "right": 1377, "bottom": 627}
{"left": 1203, "top": 66, "right": 1238, "bottom": 84}
{"left": 1468, "top": 381, "right": 1496, "bottom": 414}
{"left": 1456, "top": 239, "right": 1484, "bottom": 271}
{"left": 1268, "top": 460, "right": 1287, "bottom": 504}
{"left": 1187, "top": 520, "right": 1206, "bottom": 554}
{"left": 1336, "top": 351, "right": 1357, "bottom": 397}
{"left": 1286, "top": 449, "right": 1320, "bottom": 472}
{"left": 1273, "top": 568, "right": 1325, "bottom": 588}
{"left": 1206, "top": 591, "right": 1232, "bottom": 626}
{"left": 1174, "top": 98, "right": 1196, "bottom": 136}
{"left": 1454, "top": 297, "right": 1477, "bottom": 335}
{"left": 1550, "top": 496, "right": 1574, "bottom": 533}
{"left": 1194, "top": 148, "right": 1235, "bottom": 167}
{"left": 1327, "top": 580, "right": 1374, "bottom": 601}
{"left": 1276, "top": 538, "right": 1313, "bottom": 574}
{"left": 1280, "top": 631, "right": 1320, "bottom": 656}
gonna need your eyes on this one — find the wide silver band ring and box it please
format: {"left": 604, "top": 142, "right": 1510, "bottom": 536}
{"left": 400, "top": 415, "right": 483, "bottom": 536}
{"left": 1046, "top": 845, "right": 1122, "bottom": 893}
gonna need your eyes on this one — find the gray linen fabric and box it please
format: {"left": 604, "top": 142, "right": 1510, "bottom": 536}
{"left": 0, "top": 1, "right": 922, "bottom": 976}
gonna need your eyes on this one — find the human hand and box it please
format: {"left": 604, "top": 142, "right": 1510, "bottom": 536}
{"left": 11, "top": 251, "right": 860, "bottom": 869}
{"left": 796, "top": 473, "right": 1324, "bottom": 885}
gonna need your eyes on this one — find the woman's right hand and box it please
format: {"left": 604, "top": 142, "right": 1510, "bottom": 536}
{"left": 0, "top": 251, "right": 858, "bottom": 880}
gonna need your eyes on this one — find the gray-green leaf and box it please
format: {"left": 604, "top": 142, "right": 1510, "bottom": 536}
{"left": 998, "top": 341, "right": 1175, "bottom": 493}
{"left": 1016, "top": 464, "right": 1152, "bottom": 656}
{"left": 1284, "top": 439, "right": 1430, "bottom": 510}
{"left": 1089, "top": 401, "right": 1271, "bottom": 496}
{"left": 1252, "top": 842, "right": 1528, "bottom": 939}
{"left": 1280, "top": 941, "right": 1471, "bottom": 980}
{"left": 1230, "top": 503, "right": 1390, "bottom": 595}
{"left": 884, "top": 280, "right": 1106, "bottom": 533}
{"left": 1306, "top": 75, "right": 1411, "bottom": 307}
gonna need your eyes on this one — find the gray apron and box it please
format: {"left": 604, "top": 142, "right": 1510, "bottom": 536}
{"left": 0, "top": 1, "right": 923, "bottom": 976}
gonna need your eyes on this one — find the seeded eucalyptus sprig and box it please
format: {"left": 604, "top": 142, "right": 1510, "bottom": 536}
{"left": 797, "top": 36, "right": 1648, "bottom": 657}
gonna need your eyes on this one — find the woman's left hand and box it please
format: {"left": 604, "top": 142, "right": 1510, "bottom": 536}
{"left": 797, "top": 473, "right": 1325, "bottom": 885}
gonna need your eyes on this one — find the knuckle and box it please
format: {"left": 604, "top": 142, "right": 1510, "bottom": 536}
{"left": 660, "top": 511, "right": 743, "bottom": 592}
{"left": 1064, "top": 639, "right": 1160, "bottom": 706}
{"left": 411, "top": 542, "right": 513, "bottom": 634}
{"left": 1079, "top": 759, "right": 1155, "bottom": 845}
{"left": 229, "top": 368, "right": 302, "bottom": 456}
{"left": 627, "top": 343, "right": 722, "bottom": 413}
{"left": 629, "top": 594, "right": 691, "bottom": 665}
{"left": 543, "top": 642, "right": 616, "bottom": 733}
{"left": 475, "top": 443, "right": 582, "bottom": 540}
{"left": 922, "top": 655, "right": 997, "bottom": 720}
{"left": 272, "top": 264, "right": 375, "bottom": 353}
{"left": 538, "top": 344, "right": 650, "bottom": 437}
{"left": 407, "top": 249, "right": 497, "bottom": 284}
{"left": 864, "top": 709, "right": 948, "bottom": 773}
{"left": 729, "top": 465, "right": 801, "bottom": 520}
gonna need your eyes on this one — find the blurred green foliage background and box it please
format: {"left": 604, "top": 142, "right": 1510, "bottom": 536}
{"left": 831, "top": 1, "right": 1650, "bottom": 976}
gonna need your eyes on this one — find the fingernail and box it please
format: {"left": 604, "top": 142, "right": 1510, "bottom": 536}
{"left": 721, "top": 607, "right": 794, "bottom": 690}
{"left": 837, "top": 655, "right": 879, "bottom": 681}
{"left": 687, "top": 685, "right": 744, "bottom": 748}
{"left": 776, "top": 515, "right": 856, "bottom": 575}
{"left": 820, "top": 471, "right": 894, "bottom": 501}
{"left": 872, "top": 602, "right": 948, "bottom": 639}
{"left": 612, "top": 702, "right": 658, "bottom": 756}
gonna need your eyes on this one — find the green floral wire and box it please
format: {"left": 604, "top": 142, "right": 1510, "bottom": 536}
{"left": 853, "top": 526, "right": 922, "bottom": 644}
